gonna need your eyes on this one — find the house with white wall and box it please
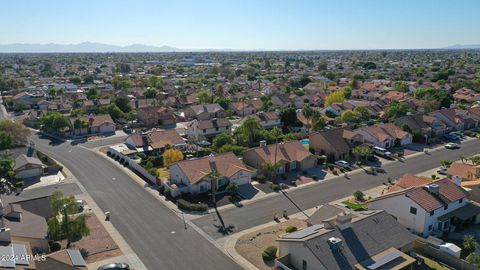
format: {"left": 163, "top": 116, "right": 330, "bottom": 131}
{"left": 368, "top": 178, "right": 480, "bottom": 237}
{"left": 355, "top": 123, "right": 412, "bottom": 148}
{"left": 186, "top": 118, "right": 232, "bottom": 138}
{"left": 167, "top": 153, "right": 254, "bottom": 197}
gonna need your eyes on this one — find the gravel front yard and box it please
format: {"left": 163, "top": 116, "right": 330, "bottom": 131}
{"left": 235, "top": 219, "right": 307, "bottom": 270}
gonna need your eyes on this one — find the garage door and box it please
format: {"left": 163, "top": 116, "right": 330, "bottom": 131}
{"left": 17, "top": 168, "right": 41, "bottom": 179}
{"left": 233, "top": 175, "right": 250, "bottom": 186}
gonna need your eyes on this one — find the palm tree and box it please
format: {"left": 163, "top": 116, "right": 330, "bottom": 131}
{"left": 205, "top": 170, "right": 227, "bottom": 232}
{"left": 262, "top": 162, "right": 280, "bottom": 183}
{"left": 463, "top": 235, "right": 479, "bottom": 251}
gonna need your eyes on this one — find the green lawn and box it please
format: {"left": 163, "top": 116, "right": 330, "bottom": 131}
{"left": 342, "top": 200, "right": 368, "bottom": 211}
{"left": 420, "top": 256, "right": 453, "bottom": 270}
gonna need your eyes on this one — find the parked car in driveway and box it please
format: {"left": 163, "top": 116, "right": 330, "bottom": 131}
{"left": 98, "top": 263, "right": 130, "bottom": 270}
{"left": 373, "top": 146, "right": 392, "bottom": 158}
{"left": 445, "top": 142, "right": 459, "bottom": 149}
{"left": 122, "top": 125, "right": 132, "bottom": 133}
{"left": 437, "top": 166, "right": 448, "bottom": 175}
{"left": 334, "top": 160, "right": 350, "bottom": 169}
{"left": 443, "top": 133, "right": 461, "bottom": 141}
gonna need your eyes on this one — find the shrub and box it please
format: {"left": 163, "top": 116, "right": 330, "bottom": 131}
{"left": 271, "top": 184, "right": 280, "bottom": 191}
{"left": 177, "top": 199, "right": 208, "bottom": 212}
{"left": 49, "top": 242, "right": 61, "bottom": 252}
{"left": 137, "top": 152, "right": 146, "bottom": 159}
{"left": 158, "top": 185, "right": 166, "bottom": 195}
{"left": 281, "top": 174, "right": 287, "bottom": 180}
{"left": 431, "top": 174, "right": 437, "bottom": 180}
{"left": 256, "top": 175, "right": 267, "bottom": 183}
{"left": 285, "top": 226, "right": 297, "bottom": 233}
{"left": 262, "top": 246, "right": 277, "bottom": 261}
{"left": 353, "top": 190, "right": 365, "bottom": 201}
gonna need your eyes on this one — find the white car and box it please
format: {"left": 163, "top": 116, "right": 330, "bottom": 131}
{"left": 335, "top": 160, "right": 350, "bottom": 168}
{"left": 445, "top": 142, "right": 459, "bottom": 149}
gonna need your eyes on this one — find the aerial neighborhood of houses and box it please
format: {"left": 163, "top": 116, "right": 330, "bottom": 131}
{"left": 1, "top": 49, "right": 480, "bottom": 270}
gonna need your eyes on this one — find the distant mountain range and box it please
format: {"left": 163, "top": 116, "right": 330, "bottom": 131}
{"left": 0, "top": 42, "right": 183, "bottom": 53}
{"left": 443, "top": 44, "right": 480, "bottom": 49}
{"left": 1, "top": 42, "right": 480, "bottom": 53}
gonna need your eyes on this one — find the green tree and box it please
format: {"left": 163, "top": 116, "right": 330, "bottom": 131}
{"left": 392, "top": 81, "right": 409, "bottom": 92}
{"left": 48, "top": 191, "right": 90, "bottom": 247}
{"left": 196, "top": 89, "right": 213, "bottom": 104}
{"left": 40, "top": 112, "right": 70, "bottom": 131}
{"left": 343, "top": 86, "right": 352, "bottom": 99}
{"left": 385, "top": 101, "right": 409, "bottom": 121}
{"left": 144, "top": 88, "right": 157, "bottom": 99}
{"left": 148, "top": 76, "right": 164, "bottom": 90}
{"left": 341, "top": 110, "right": 360, "bottom": 124}
{"left": 312, "top": 117, "right": 326, "bottom": 131}
{"left": 86, "top": 87, "right": 98, "bottom": 99}
{"left": 303, "top": 104, "right": 320, "bottom": 131}
{"left": 325, "top": 91, "right": 345, "bottom": 106}
{"left": 352, "top": 146, "right": 373, "bottom": 162}
{"left": 0, "top": 120, "right": 31, "bottom": 149}
{"left": 280, "top": 107, "right": 300, "bottom": 130}
{"left": 470, "top": 156, "right": 480, "bottom": 166}
{"left": 234, "top": 116, "right": 262, "bottom": 147}
{"left": 114, "top": 96, "right": 132, "bottom": 113}
{"left": 212, "top": 133, "right": 234, "bottom": 150}
{"left": 354, "top": 106, "right": 371, "bottom": 122}
{"left": 226, "top": 182, "right": 238, "bottom": 195}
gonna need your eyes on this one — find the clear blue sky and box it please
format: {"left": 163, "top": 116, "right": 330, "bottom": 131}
{"left": 1, "top": 0, "right": 480, "bottom": 50}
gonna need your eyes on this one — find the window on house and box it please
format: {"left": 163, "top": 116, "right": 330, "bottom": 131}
{"left": 428, "top": 225, "right": 432, "bottom": 231}
{"left": 203, "top": 129, "right": 206, "bottom": 133}
{"left": 216, "top": 127, "right": 219, "bottom": 131}
{"left": 410, "top": 207, "right": 417, "bottom": 215}
{"left": 444, "top": 205, "right": 448, "bottom": 210}
{"left": 459, "top": 198, "right": 463, "bottom": 204}
{"left": 430, "top": 210, "right": 434, "bottom": 216}
{"left": 302, "top": 260, "right": 307, "bottom": 270}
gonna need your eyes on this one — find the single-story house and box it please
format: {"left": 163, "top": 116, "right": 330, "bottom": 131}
{"left": 168, "top": 153, "right": 254, "bottom": 196}
{"left": 13, "top": 154, "right": 46, "bottom": 179}
{"left": 242, "top": 140, "right": 317, "bottom": 174}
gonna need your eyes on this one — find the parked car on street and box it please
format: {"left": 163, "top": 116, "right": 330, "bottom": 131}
{"left": 97, "top": 263, "right": 130, "bottom": 270}
{"left": 445, "top": 142, "right": 459, "bottom": 149}
{"left": 335, "top": 160, "right": 350, "bottom": 169}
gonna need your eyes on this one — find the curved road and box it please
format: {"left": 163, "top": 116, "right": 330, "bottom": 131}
{"left": 31, "top": 135, "right": 242, "bottom": 270}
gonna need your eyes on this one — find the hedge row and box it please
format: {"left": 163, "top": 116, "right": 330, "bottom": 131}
{"left": 177, "top": 199, "right": 208, "bottom": 212}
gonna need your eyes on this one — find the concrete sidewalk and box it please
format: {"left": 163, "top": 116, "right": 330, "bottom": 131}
{"left": 55, "top": 157, "right": 147, "bottom": 270}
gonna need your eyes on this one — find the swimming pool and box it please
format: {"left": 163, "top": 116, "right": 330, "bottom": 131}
{"left": 300, "top": 138, "right": 310, "bottom": 145}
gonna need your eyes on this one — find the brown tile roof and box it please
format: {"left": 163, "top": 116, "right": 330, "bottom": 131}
{"left": 196, "top": 118, "right": 231, "bottom": 129}
{"left": 388, "top": 173, "right": 432, "bottom": 193}
{"left": 406, "top": 179, "right": 469, "bottom": 212}
{"left": 127, "top": 129, "right": 184, "bottom": 149}
{"left": 72, "top": 114, "right": 114, "bottom": 128}
{"left": 243, "top": 141, "right": 313, "bottom": 164}
{"left": 175, "top": 153, "right": 253, "bottom": 185}
{"left": 253, "top": 111, "right": 279, "bottom": 122}
{"left": 447, "top": 162, "right": 480, "bottom": 181}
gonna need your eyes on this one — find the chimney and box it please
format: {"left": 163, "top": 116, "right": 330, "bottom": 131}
{"left": 327, "top": 237, "right": 343, "bottom": 252}
{"left": 279, "top": 142, "right": 285, "bottom": 149}
{"left": 451, "top": 176, "right": 462, "bottom": 187}
{"left": 426, "top": 184, "right": 440, "bottom": 195}
{"left": 259, "top": 140, "right": 267, "bottom": 147}
{"left": 335, "top": 212, "right": 352, "bottom": 230}
{"left": 208, "top": 153, "right": 216, "bottom": 164}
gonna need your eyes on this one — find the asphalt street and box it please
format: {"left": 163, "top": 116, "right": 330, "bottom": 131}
{"left": 31, "top": 135, "right": 242, "bottom": 270}
{"left": 193, "top": 138, "right": 480, "bottom": 239}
